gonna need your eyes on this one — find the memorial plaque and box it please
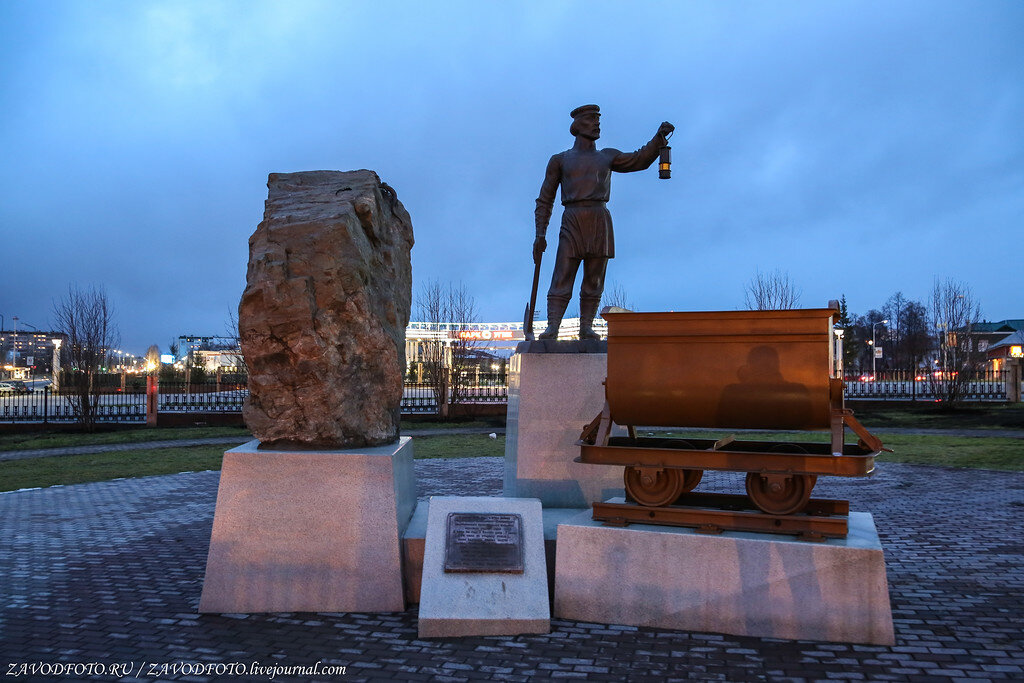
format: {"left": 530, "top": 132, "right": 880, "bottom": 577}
{"left": 444, "top": 512, "right": 524, "bottom": 573}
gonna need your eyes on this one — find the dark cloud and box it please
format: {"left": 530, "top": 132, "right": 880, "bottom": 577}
{"left": 1, "top": 1, "right": 1021, "bottom": 349}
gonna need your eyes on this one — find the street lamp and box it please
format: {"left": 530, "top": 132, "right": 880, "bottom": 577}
{"left": 871, "top": 319, "right": 889, "bottom": 380}
{"left": 51, "top": 338, "right": 63, "bottom": 390}
{"left": 833, "top": 328, "right": 845, "bottom": 378}
{"left": 11, "top": 316, "right": 18, "bottom": 374}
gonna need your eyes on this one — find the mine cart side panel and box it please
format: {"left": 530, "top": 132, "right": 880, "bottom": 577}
{"left": 605, "top": 309, "right": 836, "bottom": 431}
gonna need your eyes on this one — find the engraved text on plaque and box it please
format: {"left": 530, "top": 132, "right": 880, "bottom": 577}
{"left": 444, "top": 513, "right": 524, "bottom": 573}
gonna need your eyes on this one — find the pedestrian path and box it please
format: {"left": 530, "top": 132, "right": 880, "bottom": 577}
{"left": 0, "top": 427, "right": 506, "bottom": 462}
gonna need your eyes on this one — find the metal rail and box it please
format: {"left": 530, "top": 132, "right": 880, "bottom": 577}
{"left": 592, "top": 495, "right": 850, "bottom": 541}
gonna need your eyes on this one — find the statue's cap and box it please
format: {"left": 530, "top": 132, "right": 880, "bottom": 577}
{"left": 570, "top": 104, "right": 600, "bottom": 118}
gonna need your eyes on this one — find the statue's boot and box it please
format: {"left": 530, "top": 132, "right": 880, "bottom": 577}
{"left": 579, "top": 297, "right": 601, "bottom": 340}
{"left": 538, "top": 296, "right": 569, "bottom": 339}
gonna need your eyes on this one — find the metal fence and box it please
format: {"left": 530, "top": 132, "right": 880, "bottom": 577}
{"left": 844, "top": 370, "right": 1011, "bottom": 401}
{"left": 2, "top": 367, "right": 1014, "bottom": 424}
{"left": 158, "top": 381, "right": 248, "bottom": 413}
{"left": 0, "top": 371, "right": 511, "bottom": 423}
{"left": 403, "top": 370, "right": 510, "bottom": 414}
{"left": 0, "top": 386, "right": 148, "bottom": 423}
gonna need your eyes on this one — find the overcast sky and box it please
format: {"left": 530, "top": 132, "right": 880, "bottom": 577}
{"left": 1, "top": 1, "right": 1021, "bottom": 352}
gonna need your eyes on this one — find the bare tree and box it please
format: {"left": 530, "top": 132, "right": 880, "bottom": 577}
{"left": 744, "top": 269, "right": 801, "bottom": 310}
{"left": 898, "top": 300, "right": 931, "bottom": 373}
{"left": 416, "top": 280, "right": 479, "bottom": 418}
{"left": 600, "top": 282, "right": 634, "bottom": 312}
{"left": 51, "top": 285, "right": 119, "bottom": 431}
{"left": 882, "top": 292, "right": 908, "bottom": 370}
{"left": 928, "top": 277, "right": 983, "bottom": 405}
{"left": 224, "top": 307, "right": 247, "bottom": 374}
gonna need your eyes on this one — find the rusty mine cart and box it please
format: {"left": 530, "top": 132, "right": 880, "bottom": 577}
{"left": 577, "top": 307, "right": 888, "bottom": 540}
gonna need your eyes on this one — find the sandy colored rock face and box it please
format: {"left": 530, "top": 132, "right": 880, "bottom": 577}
{"left": 239, "top": 170, "right": 414, "bottom": 449}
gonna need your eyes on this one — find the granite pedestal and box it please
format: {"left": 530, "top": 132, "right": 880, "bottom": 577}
{"left": 417, "top": 496, "right": 549, "bottom": 638}
{"left": 404, "top": 502, "right": 582, "bottom": 605}
{"left": 199, "top": 437, "right": 415, "bottom": 613}
{"left": 503, "top": 344, "right": 623, "bottom": 507}
{"left": 554, "top": 506, "right": 895, "bottom": 645}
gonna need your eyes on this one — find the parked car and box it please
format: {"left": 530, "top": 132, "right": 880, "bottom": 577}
{"left": 0, "top": 381, "right": 32, "bottom": 394}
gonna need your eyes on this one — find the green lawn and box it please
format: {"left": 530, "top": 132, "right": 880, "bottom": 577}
{"left": 847, "top": 401, "right": 1024, "bottom": 430}
{"left": 645, "top": 429, "right": 1023, "bottom": 471}
{"left": 0, "top": 445, "right": 230, "bottom": 491}
{"left": 0, "top": 418, "right": 503, "bottom": 452}
{"left": 0, "top": 426, "right": 252, "bottom": 452}
{"left": 0, "top": 434, "right": 506, "bottom": 492}
{"left": 2, "top": 404, "right": 1022, "bottom": 493}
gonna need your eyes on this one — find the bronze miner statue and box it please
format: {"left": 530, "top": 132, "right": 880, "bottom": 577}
{"left": 532, "top": 105, "right": 674, "bottom": 340}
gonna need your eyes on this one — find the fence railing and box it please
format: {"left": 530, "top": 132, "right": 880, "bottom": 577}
{"left": 0, "top": 386, "right": 148, "bottom": 423}
{"left": 2, "top": 368, "right": 1016, "bottom": 424}
{"left": 158, "top": 381, "right": 248, "bottom": 413}
{"left": 844, "top": 369, "right": 1012, "bottom": 401}
{"left": 0, "top": 372, "right": 511, "bottom": 423}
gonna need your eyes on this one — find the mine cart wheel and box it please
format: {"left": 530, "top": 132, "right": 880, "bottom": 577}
{"left": 681, "top": 468, "right": 703, "bottom": 493}
{"left": 671, "top": 439, "right": 703, "bottom": 494}
{"left": 745, "top": 472, "right": 816, "bottom": 515}
{"left": 744, "top": 444, "right": 817, "bottom": 515}
{"left": 624, "top": 466, "right": 685, "bottom": 507}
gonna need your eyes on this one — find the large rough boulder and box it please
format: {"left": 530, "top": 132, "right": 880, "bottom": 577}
{"left": 239, "top": 170, "right": 414, "bottom": 449}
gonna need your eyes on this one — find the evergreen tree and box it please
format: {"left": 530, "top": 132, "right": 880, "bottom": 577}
{"left": 836, "top": 295, "right": 859, "bottom": 374}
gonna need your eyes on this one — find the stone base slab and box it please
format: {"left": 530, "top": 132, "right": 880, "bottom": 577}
{"left": 417, "top": 497, "right": 549, "bottom": 638}
{"left": 199, "top": 437, "right": 415, "bottom": 613}
{"left": 554, "top": 507, "right": 895, "bottom": 645}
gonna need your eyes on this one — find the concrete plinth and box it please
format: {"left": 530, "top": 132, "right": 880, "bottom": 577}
{"left": 504, "top": 348, "right": 623, "bottom": 507}
{"left": 554, "top": 507, "right": 895, "bottom": 645}
{"left": 199, "top": 437, "right": 415, "bottom": 613}
{"left": 403, "top": 502, "right": 583, "bottom": 605}
{"left": 417, "top": 497, "right": 549, "bottom": 638}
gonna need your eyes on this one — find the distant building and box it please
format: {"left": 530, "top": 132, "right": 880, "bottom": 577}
{"left": 986, "top": 330, "right": 1024, "bottom": 372}
{"left": 177, "top": 335, "right": 239, "bottom": 355}
{"left": 0, "top": 330, "right": 66, "bottom": 377}
{"left": 179, "top": 317, "right": 610, "bottom": 377}
{"left": 969, "top": 319, "right": 1024, "bottom": 362}
{"left": 403, "top": 317, "right": 607, "bottom": 365}
{"left": 194, "top": 349, "right": 245, "bottom": 372}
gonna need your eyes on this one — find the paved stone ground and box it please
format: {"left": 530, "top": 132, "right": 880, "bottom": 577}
{"left": 2, "top": 458, "right": 1023, "bottom": 682}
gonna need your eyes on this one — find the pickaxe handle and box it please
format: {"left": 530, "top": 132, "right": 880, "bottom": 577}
{"left": 524, "top": 253, "right": 542, "bottom": 341}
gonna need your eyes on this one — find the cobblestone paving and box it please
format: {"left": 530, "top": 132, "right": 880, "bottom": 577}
{"left": 2, "top": 458, "right": 1023, "bottom": 682}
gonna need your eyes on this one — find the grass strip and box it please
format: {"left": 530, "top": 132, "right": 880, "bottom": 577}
{"left": 3, "top": 427, "right": 1019, "bottom": 494}
{"left": 409, "top": 434, "right": 505, "bottom": 459}
{"left": 0, "top": 426, "right": 252, "bottom": 452}
{"left": 646, "top": 429, "right": 1023, "bottom": 471}
{"left": 0, "top": 419, "right": 504, "bottom": 452}
{"left": 847, "top": 401, "right": 1024, "bottom": 430}
{"left": 0, "top": 445, "right": 229, "bottom": 492}
{"left": 0, "top": 434, "right": 506, "bottom": 492}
